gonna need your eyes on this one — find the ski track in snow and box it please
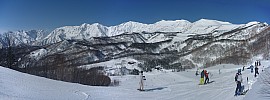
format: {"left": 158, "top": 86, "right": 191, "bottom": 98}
{"left": 74, "top": 90, "right": 91, "bottom": 100}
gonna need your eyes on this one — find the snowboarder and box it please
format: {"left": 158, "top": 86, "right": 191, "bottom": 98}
{"left": 242, "top": 66, "right": 245, "bottom": 71}
{"left": 235, "top": 69, "right": 243, "bottom": 96}
{"left": 200, "top": 70, "right": 205, "bottom": 85}
{"left": 204, "top": 70, "right": 209, "bottom": 84}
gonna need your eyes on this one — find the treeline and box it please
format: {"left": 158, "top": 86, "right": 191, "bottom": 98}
{"left": 20, "top": 53, "right": 111, "bottom": 86}
{"left": 21, "top": 66, "right": 111, "bottom": 86}
{"left": 135, "top": 54, "right": 188, "bottom": 72}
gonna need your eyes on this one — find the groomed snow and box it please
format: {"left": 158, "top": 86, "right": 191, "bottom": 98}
{"left": 0, "top": 60, "right": 269, "bottom": 100}
{"left": 244, "top": 66, "right": 270, "bottom": 100}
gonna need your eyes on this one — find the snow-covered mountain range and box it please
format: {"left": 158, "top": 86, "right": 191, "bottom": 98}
{"left": 0, "top": 19, "right": 269, "bottom": 68}
{"left": 0, "top": 19, "right": 268, "bottom": 47}
{"left": 38, "top": 19, "right": 263, "bottom": 45}
{"left": 3, "top": 19, "right": 267, "bottom": 68}
{"left": 0, "top": 30, "right": 47, "bottom": 48}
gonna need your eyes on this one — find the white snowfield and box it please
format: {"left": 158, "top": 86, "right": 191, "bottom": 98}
{"left": 0, "top": 61, "right": 269, "bottom": 100}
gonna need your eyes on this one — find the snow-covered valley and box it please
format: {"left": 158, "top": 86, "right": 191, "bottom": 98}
{"left": 1, "top": 59, "right": 269, "bottom": 100}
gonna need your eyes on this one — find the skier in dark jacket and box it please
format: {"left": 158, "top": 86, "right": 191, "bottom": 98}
{"left": 255, "top": 66, "right": 259, "bottom": 77}
{"left": 200, "top": 70, "right": 205, "bottom": 85}
{"left": 255, "top": 60, "right": 259, "bottom": 66}
{"left": 235, "top": 69, "right": 243, "bottom": 96}
{"left": 195, "top": 68, "right": 199, "bottom": 76}
{"left": 250, "top": 65, "right": 254, "bottom": 73}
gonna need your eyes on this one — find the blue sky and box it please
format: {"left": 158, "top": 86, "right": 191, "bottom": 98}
{"left": 0, "top": 0, "right": 269, "bottom": 32}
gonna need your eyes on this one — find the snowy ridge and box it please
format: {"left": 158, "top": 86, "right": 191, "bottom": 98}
{"left": 39, "top": 19, "right": 264, "bottom": 45}
{"left": 1, "top": 19, "right": 269, "bottom": 71}
{"left": 0, "top": 19, "right": 267, "bottom": 47}
{"left": 0, "top": 30, "right": 46, "bottom": 48}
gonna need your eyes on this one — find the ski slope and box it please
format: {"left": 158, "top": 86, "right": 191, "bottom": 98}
{"left": 0, "top": 60, "right": 269, "bottom": 100}
{"left": 244, "top": 64, "right": 270, "bottom": 100}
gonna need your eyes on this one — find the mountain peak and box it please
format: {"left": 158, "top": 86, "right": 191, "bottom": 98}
{"left": 155, "top": 19, "right": 190, "bottom": 24}
{"left": 120, "top": 21, "right": 144, "bottom": 26}
{"left": 80, "top": 23, "right": 90, "bottom": 27}
{"left": 194, "top": 19, "right": 232, "bottom": 25}
{"left": 81, "top": 23, "right": 88, "bottom": 25}
{"left": 92, "top": 23, "right": 101, "bottom": 26}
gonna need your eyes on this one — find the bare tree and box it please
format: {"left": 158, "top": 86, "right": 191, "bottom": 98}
{"left": 3, "top": 32, "right": 15, "bottom": 69}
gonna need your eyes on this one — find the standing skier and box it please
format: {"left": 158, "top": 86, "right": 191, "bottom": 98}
{"left": 138, "top": 71, "right": 146, "bottom": 91}
{"left": 195, "top": 68, "right": 199, "bottom": 76}
{"left": 204, "top": 70, "right": 209, "bottom": 84}
{"left": 255, "top": 61, "right": 257, "bottom": 66}
{"left": 235, "top": 69, "right": 243, "bottom": 96}
{"left": 200, "top": 70, "right": 205, "bottom": 85}
{"left": 255, "top": 66, "right": 259, "bottom": 77}
{"left": 250, "top": 65, "right": 254, "bottom": 73}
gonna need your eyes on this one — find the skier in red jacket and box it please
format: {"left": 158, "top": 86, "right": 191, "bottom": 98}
{"left": 204, "top": 70, "right": 209, "bottom": 84}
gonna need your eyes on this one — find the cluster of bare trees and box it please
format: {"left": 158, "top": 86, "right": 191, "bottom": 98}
{"left": 19, "top": 54, "right": 111, "bottom": 86}
{"left": 0, "top": 32, "right": 16, "bottom": 69}
{"left": 135, "top": 54, "right": 189, "bottom": 72}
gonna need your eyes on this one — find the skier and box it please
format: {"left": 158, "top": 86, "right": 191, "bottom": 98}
{"left": 195, "top": 69, "right": 199, "bottom": 76}
{"left": 235, "top": 69, "right": 243, "bottom": 96}
{"left": 255, "top": 66, "right": 259, "bottom": 77}
{"left": 138, "top": 71, "right": 146, "bottom": 91}
{"left": 250, "top": 65, "right": 254, "bottom": 73}
{"left": 247, "top": 77, "right": 249, "bottom": 90}
{"left": 200, "top": 70, "right": 205, "bottom": 85}
{"left": 255, "top": 60, "right": 259, "bottom": 66}
{"left": 204, "top": 70, "right": 209, "bottom": 84}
